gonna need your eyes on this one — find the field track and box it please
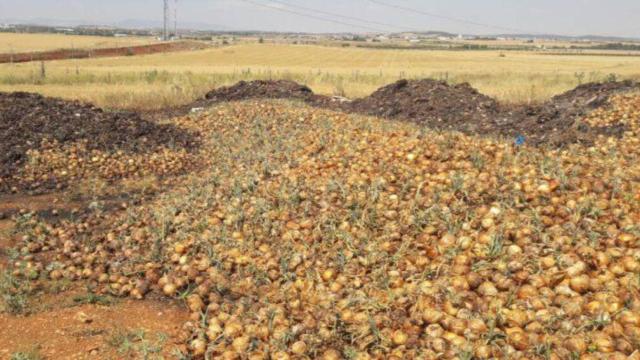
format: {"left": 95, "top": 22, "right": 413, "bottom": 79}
{"left": 0, "top": 40, "right": 208, "bottom": 64}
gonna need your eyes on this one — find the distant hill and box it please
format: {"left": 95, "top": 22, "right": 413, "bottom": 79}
{"left": 495, "top": 33, "right": 640, "bottom": 42}
{"left": 0, "top": 17, "right": 91, "bottom": 27}
{"left": 0, "top": 17, "right": 235, "bottom": 32}
{"left": 1, "top": 18, "right": 638, "bottom": 41}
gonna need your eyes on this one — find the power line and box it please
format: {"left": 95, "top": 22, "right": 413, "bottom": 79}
{"left": 367, "top": 0, "right": 534, "bottom": 34}
{"left": 266, "top": 0, "right": 415, "bottom": 32}
{"left": 237, "top": 0, "right": 386, "bottom": 32}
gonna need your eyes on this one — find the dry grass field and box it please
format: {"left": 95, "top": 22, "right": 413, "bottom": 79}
{"left": 1, "top": 43, "right": 640, "bottom": 109}
{"left": 0, "top": 32, "right": 156, "bottom": 53}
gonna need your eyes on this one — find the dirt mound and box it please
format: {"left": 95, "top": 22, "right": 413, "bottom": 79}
{"left": 205, "top": 80, "right": 316, "bottom": 102}
{"left": 551, "top": 80, "right": 639, "bottom": 108}
{"left": 0, "top": 92, "right": 198, "bottom": 185}
{"left": 499, "top": 81, "right": 639, "bottom": 146}
{"left": 349, "top": 79, "right": 501, "bottom": 132}
{"left": 346, "top": 79, "right": 638, "bottom": 146}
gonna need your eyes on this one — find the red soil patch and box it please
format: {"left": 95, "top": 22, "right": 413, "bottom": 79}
{"left": 0, "top": 193, "right": 69, "bottom": 214}
{"left": 0, "top": 289, "right": 189, "bottom": 359}
{"left": 0, "top": 40, "right": 207, "bottom": 64}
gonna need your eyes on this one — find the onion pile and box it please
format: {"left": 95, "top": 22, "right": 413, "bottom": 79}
{"left": 9, "top": 138, "right": 193, "bottom": 192}
{"left": 8, "top": 94, "right": 640, "bottom": 359}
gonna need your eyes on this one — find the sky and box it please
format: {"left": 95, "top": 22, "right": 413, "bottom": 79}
{"left": 1, "top": 0, "right": 639, "bottom": 38}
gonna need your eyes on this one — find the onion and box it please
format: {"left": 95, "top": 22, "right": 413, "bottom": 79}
{"left": 569, "top": 275, "right": 590, "bottom": 294}
{"left": 321, "top": 348, "right": 341, "bottom": 360}
{"left": 190, "top": 338, "right": 207, "bottom": 356}
{"left": 232, "top": 335, "right": 250, "bottom": 353}
{"left": 186, "top": 294, "right": 205, "bottom": 313}
{"left": 425, "top": 324, "right": 444, "bottom": 338}
{"left": 162, "top": 283, "right": 177, "bottom": 296}
{"left": 564, "top": 336, "right": 587, "bottom": 354}
{"left": 392, "top": 330, "right": 408, "bottom": 346}
{"left": 506, "top": 328, "right": 528, "bottom": 350}
{"left": 477, "top": 281, "right": 498, "bottom": 296}
{"left": 593, "top": 334, "right": 615, "bottom": 353}
{"left": 291, "top": 340, "right": 307, "bottom": 355}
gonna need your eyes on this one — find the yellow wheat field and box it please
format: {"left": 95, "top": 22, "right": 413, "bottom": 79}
{"left": 0, "top": 33, "right": 157, "bottom": 53}
{"left": 1, "top": 42, "right": 640, "bottom": 109}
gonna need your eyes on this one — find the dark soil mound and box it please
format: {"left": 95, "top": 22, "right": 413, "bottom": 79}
{"left": 550, "top": 80, "right": 639, "bottom": 108}
{"left": 344, "top": 79, "right": 638, "bottom": 146}
{"left": 0, "top": 92, "right": 198, "bottom": 178}
{"left": 349, "top": 79, "right": 501, "bottom": 132}
{"left": 205, "top": 80, "right": 316, "bottom": 102}
{"left": 499, "top": 81, "right": 639, "bottom": 146}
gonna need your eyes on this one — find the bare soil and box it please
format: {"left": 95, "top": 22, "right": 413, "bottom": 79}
{"left": 0, "top": 288, "right": 189, "bottom": 359}
{"left": 348, "top": 79, "right": 500, "bottom": 132}
{"left": 204, "top": 79, "right": 318, "bottom": 102}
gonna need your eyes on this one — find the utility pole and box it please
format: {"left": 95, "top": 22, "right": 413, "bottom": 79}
{"left": 174, "top": 0, "right": 178, "bottom": 39}
{"left": 163, "top": 0, "right": 170, "bottom": 40}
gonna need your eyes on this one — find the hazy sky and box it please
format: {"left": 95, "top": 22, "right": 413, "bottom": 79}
{"left": 1, "top": 0, "right": 639, "bottom": 37}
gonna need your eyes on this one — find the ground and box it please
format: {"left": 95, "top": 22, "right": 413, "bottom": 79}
{"left": 0, "top": 288, "right": 188, "bottom": 359}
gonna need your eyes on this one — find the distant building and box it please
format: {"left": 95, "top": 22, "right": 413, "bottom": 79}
{"left": 114, "top": 33, "right": 128, "bottom": 38}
